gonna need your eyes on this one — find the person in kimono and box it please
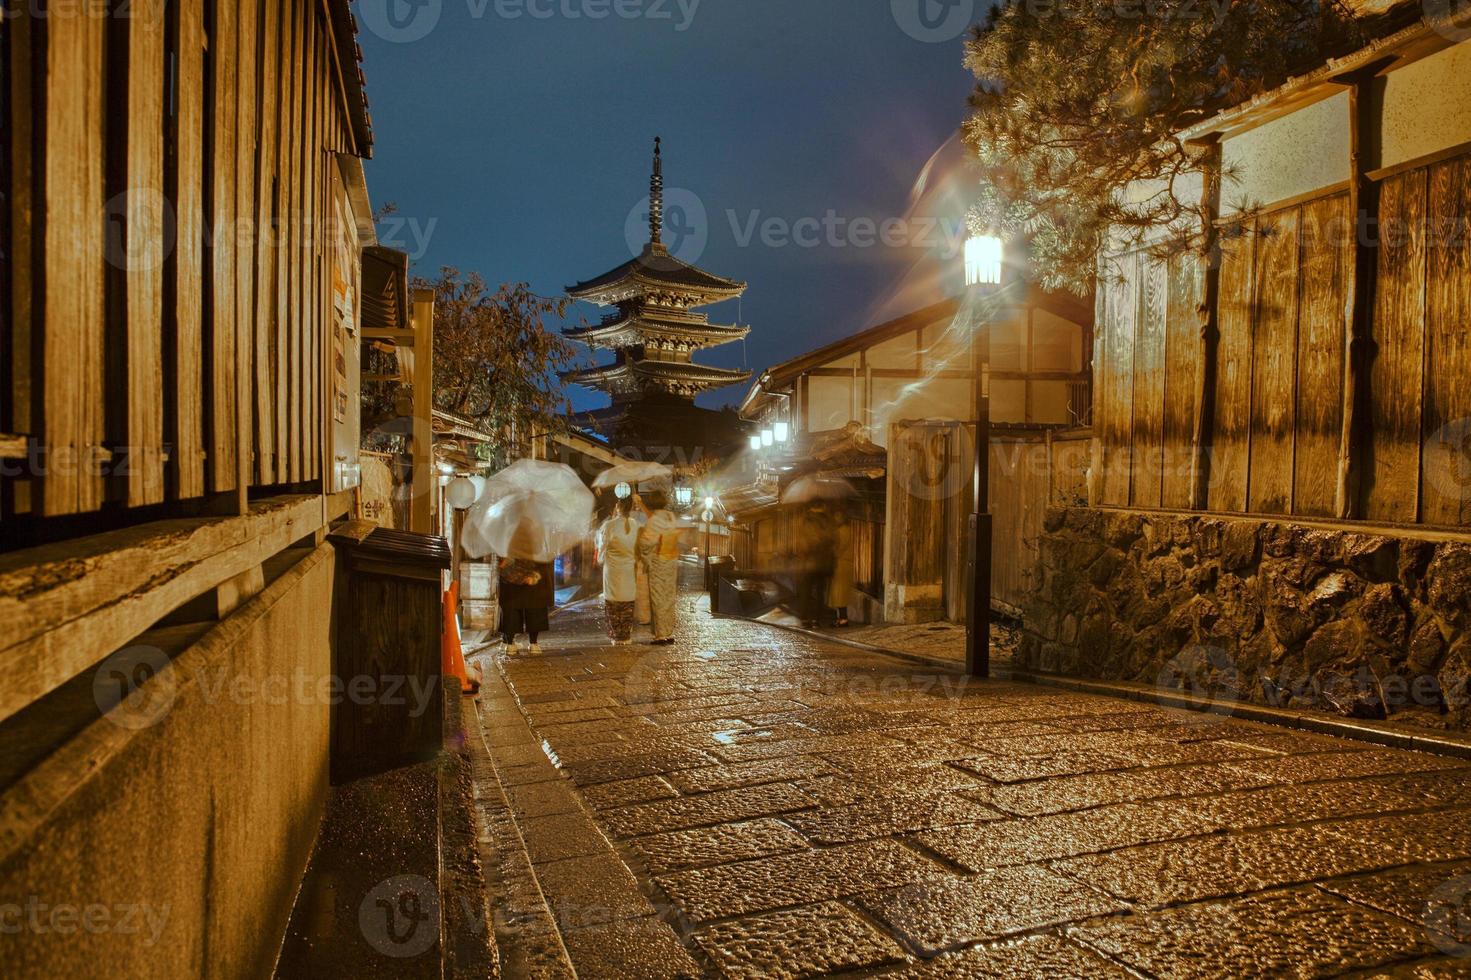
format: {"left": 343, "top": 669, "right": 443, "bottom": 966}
{"left": 596, "top": 497, "right": 639, "bottom": 644}
{"left": 636, "top": 490, "right": 681, "bottom": 645}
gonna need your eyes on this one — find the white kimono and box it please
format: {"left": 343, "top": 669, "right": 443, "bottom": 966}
{"left": 596, "top": 516, "right": 639, "bottom": 603}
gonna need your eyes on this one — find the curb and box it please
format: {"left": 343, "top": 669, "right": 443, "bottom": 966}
{"left": 725, "top": 613, "right": 1471, "bottom": 763}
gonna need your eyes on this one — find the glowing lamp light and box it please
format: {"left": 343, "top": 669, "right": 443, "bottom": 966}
{"left": 614, "top": 481, "right": 632, "bottom": 500}
{"left": 748, "top": 434, "right": 763, "bottom": 451}
{"left": 446, "top": 477, "right": 479, "bottom": 510}
{"left": 761, "top": 428, "right": 774, "bottom": 447}
{"left": 965, "top": 234, "right": 1004, "bottom": 287}
{"left": 704, "top": 495, "right": 715, "bottom": 509}
{"left": 773, "top": 421, "right": 790, "bottom": 443}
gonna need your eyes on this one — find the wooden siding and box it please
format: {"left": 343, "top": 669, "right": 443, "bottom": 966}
{"left": 2, "top": 0, "right": 361, "bottom": 536}
{"left": 1096, "top": 150, "right": 1470, "bottom": 528}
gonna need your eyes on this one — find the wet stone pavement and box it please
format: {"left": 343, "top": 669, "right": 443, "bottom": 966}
{"left": 469, "top": 577, "right": 1471, "bottom": 979}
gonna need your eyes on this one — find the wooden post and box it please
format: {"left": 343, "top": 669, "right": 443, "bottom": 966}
{"left": 1335, "top": 65, "right": 1388, "bottom": 520}
{"left": 409, "top": 287, "right": 435, "bottom": 534}
{"left": 1188, "top": 137, "right": 1224, "bottom": 511}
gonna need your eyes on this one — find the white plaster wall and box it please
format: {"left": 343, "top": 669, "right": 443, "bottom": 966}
{"left": 1221, "top": 91, "right": 1351, "bottom": 211}
{"left": 1379, "top": 40, "right": 1471, "bottom": 169}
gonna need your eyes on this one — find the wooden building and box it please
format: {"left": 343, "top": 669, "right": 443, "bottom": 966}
{"left": 730, "top": 289, "right": 1091, "bottom": 623}
{"left": 0, "top": 2, "right": 418, "bottom": 973}
{"left": 1023, "top": 7, "right": 1471, "bottom": 728}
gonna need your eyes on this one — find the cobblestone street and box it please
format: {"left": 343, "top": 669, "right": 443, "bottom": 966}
{"left": 468, "top": 578, "right": 1471, "bottom": 978}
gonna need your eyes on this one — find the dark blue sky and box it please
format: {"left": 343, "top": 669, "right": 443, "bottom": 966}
{"left": 359, "top": 0, "right": 978, "bottom": 410}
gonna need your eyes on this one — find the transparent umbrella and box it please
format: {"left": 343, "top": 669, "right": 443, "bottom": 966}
{"left": 592, "top": 460, "right": 673, "bottom": 490}
{"left": 780, "top": 475, "right": 856, "bottom": 505}
{"left": 462, "top": 459, "right": 595, "bottom": 561}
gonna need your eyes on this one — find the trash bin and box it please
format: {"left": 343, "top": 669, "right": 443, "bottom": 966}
{"left": 706, "top": 555, "right": 737, "bottom": 608}
{"left": 328, "top": 522, "right": 451, "bottom": 781}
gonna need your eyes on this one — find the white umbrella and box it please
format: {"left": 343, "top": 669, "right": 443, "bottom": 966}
{"left": 781, "top": 475, "right": 856, "bottom": 505}
{"left": 592, "top": 460, "right": 673, "bottom": 490}
{"left": 462, "top": 459, "right": 595, "bottom": 561}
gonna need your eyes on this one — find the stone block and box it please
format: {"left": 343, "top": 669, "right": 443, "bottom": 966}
{"left": 1221, "top": 521, "right": 1261, "bottom": 571}
{"left": 1342, "top": 533, "right": 1399, "bottom": 582}
{"left": 1358, "top": 583, "right": 1410, "bottom": 651}
{"left": 1427, "top": 543, "right": 1471, "bottom": 632}
{"left": 1102, "top": 511, "right": 1145, "bottom": 549}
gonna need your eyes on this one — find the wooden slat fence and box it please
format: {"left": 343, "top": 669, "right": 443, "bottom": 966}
{"left": 1095, "top": 148, "right": 1471, "bottom": 527}
{"left": 1, "top": 0, "right": 361, "bottom": 544}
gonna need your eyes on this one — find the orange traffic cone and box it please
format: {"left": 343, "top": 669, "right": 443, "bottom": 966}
{"left": 443, "top": 582, "right": 477, "bottom": 694}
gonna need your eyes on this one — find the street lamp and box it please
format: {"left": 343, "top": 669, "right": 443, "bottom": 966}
{"left": 966, "top": 232, "right": 1004, "bottom": 680}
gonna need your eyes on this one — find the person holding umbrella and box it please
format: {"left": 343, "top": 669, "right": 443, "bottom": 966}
{"left": 637, "top": 490, "right": 681, "bottom": 645}
{"left": 497, "top": 523, "right": 554, "bottom": 655}
{"left": 596, "top": 496, "right": 639, "bottom": 644}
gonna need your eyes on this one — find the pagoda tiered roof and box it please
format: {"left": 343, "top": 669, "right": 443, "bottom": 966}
{"left": 564, "top": 308, "right": 751, "bottom": 352}
{"left": 562, "top": 359, "right": 752, "bottom": 399}
{"left": 566, "top": 243, "right": 747, "bottom": 306}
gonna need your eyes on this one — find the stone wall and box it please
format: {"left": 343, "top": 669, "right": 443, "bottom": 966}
{"left": 1018, "top": 507, "right": 1471, "bottom": 730}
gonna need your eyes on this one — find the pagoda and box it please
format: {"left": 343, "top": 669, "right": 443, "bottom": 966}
{"left": 563, "top": 139, "right": 751, "bottom": 460}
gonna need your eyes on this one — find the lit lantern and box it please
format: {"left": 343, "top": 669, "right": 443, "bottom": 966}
{"left": 614, "top": 481, "right": 632, "bottom": 500}
{"left": 446, "top": 477, "right": 479, "bottom": 510}
{"left": 965, "top": 234, "right": 1004, "bottom": 288}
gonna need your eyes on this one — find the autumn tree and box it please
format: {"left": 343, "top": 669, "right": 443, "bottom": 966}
{"left": 962, "top": 0, "right": 1370, "bottom": 292}
{"left": 363, "top": 268, "right": 578, "bottom": 467}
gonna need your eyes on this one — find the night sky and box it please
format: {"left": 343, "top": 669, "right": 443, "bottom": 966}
{"left": 359, "top": 0, "right": 978, "bottom": 411}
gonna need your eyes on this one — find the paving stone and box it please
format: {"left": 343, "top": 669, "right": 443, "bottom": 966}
{"left": 1320, "top": 809, "right": 1471, "bottom": 864}
{"left": 795, "top": 764, "right": 990, "bottom": 806}
{"left": 559, "top": 917, "right": 703, "bottom": 980}
{"left": 709, "top": 732, "right": 888, "bottom": 763}
{"left": 984, "top": 760, "right": 1276, "bottom": 816}
{"left": 627, "top": 818, "right": 811, "bottom": 875}
{"left": 582, "top": 775, "right": 679, "bottom": 810}
{"left": 855, "top": 865, "right": 1124, "bottom": 954}
{"left": 1317, "top": 861, "right": 1471, "bottom": 941}
{"left": 897, "top": 933, "right": 1129, "bottom": 977}
{"left": 535, "top": 852, "right": 655, "bottom": 931}
{"left": 601, "top": 782, "right": 816, "bottom": 837}
{"left": 506, "top": 780, "right": 584, "bottom": 819}
{"left": 1366, "top": 772, "right": 1471, "bottom": 811}
{"left": 1188, "top": 779, "right": 1428, "bottom": 831}
{"left": 520, "top": 812, "right": 613, "bottom": 865}
{"left": 950, "top": 750, "right": 1139, "bottom": 783}
{"left": 691, "top": 902, "right": 907, "bottom": 979}
{"left": 914, "top": 799, "right": 1224, "bottom": 870}
{"left": 668, "top": 755, "right": 839, "bottom": 794}
{"left": 786, "top": 792, "right": 1001, "bottom": 844}
{"left": 657, "top": 840, "right": 941, "bottom": 922}
{"left": 1051, "top": 824, "right": 1412, "bottom": 908}
{"left": 561, "top": 749, "right": 718, "bottom": 786}
{"left": 1226, "top": 750, "right": 1471, "bottom": 786}
{"left": 1077, "top": 888, "right": 1436, "bottom": 978}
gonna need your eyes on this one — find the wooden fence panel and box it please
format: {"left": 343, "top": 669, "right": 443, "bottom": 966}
{"left": 171, "top": 0, "right": 206, "bottom": 499}
{"left": 235, "top": 0, "right": 259, "bottom": 493}
{"left": 1366, "top": 169, "right": 1429, "bottom": 523}
{"left": 42, "top": 5, "right": 108, "bottom": 516}
{"left": 1248, "top": 207, "right": 1301, "bottom": 515}
{"left": 208, "top": 0, "right": 239, "bottom": 493}
{"left": 123, "top": 1, "right": 167, "bottom": 506}
{"left": 254, "top": 0, "right": 279, "bottom": 485}
{"left": 1423, "top": 155, "right": 1471, "bottom": 526}
{"left": 1099, "top": 253, "right": 1137, "bottom": 506}
{"left": 1162, "top": 250, "right": 1200, "bottom": 509}
{"left": 285, "top": 0, "right": 304, "bottom": 485}
{"left": 5, "top": 7, "right": 38, "bottom": 518}
{"left": 1131, "top": 254, "right": 1167, "bottom": 508}
{"left": 1210, "top": 222, "right": 1255, "bottom": 512}
{"left": 1294, "top": 193, "right": 1350, "bottom": 517}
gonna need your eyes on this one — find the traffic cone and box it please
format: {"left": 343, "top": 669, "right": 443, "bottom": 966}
{"left": 443, "top": 582, "right": 477, "bottom": 694}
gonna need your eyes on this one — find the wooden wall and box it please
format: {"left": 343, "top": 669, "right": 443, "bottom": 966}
{"left": 1095, "top": 147, "right": 1471, "bottom": 528}
{"left": 2, "top": 0, "right": 361, "bottom": 538}
{"left": 990, "top": 430, "right": 1091, "bottom": 612}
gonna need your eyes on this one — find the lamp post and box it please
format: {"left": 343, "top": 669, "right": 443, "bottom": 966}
{"left": 965, "top": 234, "right": 1004, "bottom": 680}
{"left": 702, "top": 499, "right": 715, "bottom": 592}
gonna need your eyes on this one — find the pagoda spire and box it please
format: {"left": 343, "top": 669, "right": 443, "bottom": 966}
{"left": 649, "top": 136, "right": 663, "bottom": 249}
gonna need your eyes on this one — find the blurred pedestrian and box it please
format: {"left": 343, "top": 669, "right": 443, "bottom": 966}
{"left": 637, "top": 490, "right": 681, "bottom": 645}
{"left": 827, "top": 509, "right": 854, "bottom": 627}
{"left": 496, "top": 555, "right": 553, "bottom": 655}
{"left": 596, "top": 497, "right": 639, "bottom": 644}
